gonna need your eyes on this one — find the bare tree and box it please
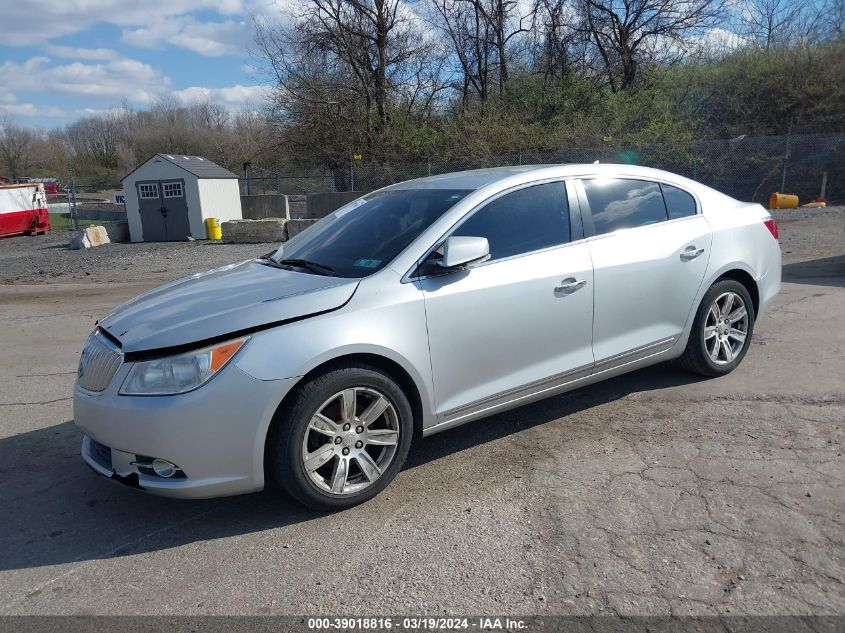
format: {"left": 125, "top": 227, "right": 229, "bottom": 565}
{"left": 66, "top": 111, "right": 124, "bottom": 169}
{"left": 0, "top": 115, "right": 37, "bottom": 181}
{"left": 575, "top": 0, "right": 725, "bottom": 92}
{"left": 740, "top": 0, "right": 824, "bottom": 49}
{"left": 429, "top": 0, "right": 534, "bottom": 106}
{"left": 430, "top": 0, "right": 493, "bottom": 105}
{"left": 531, "top": 0, "right": 592, "bottom": 84}
{"left": 255, "top": 0, "right": 444, "bottom": 166}
{"left": 834, "top": 0, "right": 845, "bottom": 36}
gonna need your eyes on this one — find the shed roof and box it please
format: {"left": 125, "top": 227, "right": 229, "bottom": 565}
{"left": 122, "top": 154, "right": 239, "bottom": 181}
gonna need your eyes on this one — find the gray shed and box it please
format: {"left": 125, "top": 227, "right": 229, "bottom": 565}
{"left": 122, "top": 154, "right": 242, "bottom": 242}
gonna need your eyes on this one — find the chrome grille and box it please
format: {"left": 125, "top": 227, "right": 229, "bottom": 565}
{"left": 77, "top": 331, "right": 122, "bottom": 393}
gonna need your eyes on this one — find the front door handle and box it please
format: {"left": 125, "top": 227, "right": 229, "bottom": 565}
{"left": 680, "top": 246, "right": 704, "bottom": 261}
{"left": 555, "top": 277, "right": 587, "bottom": 293}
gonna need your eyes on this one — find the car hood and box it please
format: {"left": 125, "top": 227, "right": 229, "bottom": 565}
{"left": 99, "top": 260, "right": 359, "bottom": 354}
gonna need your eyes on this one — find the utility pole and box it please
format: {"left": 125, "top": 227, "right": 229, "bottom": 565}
{"left": 69, "top": 162, "right": 79, "bottom": 231}
{"left": 780, "top": 123, "right": 792, "bottom": 193}
{"left": 243, "top": 161, "right": 252, "bottom": 196}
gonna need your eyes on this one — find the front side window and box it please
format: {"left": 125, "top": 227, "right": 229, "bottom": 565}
{"left": 163, "top": 182, "right": 183, "bottom": 198}
{"left": 583, "top": 178, "right": 667, "bottom": 235}
{"left": 139, "top": 183, "right": 158, "bottom": 199}
{"left": 452, "top": 182, "right": 570, "bottom": 261}
{"left": 270, "top": 188, "right": 471, "bottom": 278}
{"left": 661, "top": 183, "right": 697, "bottom": 219}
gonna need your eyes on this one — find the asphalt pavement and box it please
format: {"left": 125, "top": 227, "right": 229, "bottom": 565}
{"left": 0, "top": 209, "right": 843, "bottom": 616}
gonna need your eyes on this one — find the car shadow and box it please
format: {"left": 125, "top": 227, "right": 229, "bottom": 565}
{"left": 0, "top": 363, "right": 703, "bottom": 573}
{"left": 406, "top": 362, "right": 704, "bottom": 469}
{"left": 782, "top": 255, "right": 845, "bottom": 288}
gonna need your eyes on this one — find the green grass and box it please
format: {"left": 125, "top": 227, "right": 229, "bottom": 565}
{"left": 48, "top": 214, "right": 115, "bottom": 231}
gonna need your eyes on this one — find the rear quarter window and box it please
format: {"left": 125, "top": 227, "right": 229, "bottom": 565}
{"left": 661, "top": 184, "right": 697, "bottom": 219}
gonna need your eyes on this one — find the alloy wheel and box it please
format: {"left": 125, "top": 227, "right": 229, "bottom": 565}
{"left": 704, "top": 291, "right": 749, "bottom": 365}
{"left": 300, "top": 387, "right": 400, "bottom": 495}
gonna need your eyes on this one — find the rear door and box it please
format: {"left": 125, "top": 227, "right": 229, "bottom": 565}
{"left": 417, "top": 181, "right": 594, "bottom": 421}
{"left": 577, "top": 177, "right": 711, "bottom": 366}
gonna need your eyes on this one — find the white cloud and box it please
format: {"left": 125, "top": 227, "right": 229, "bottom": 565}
{"left": 43, "top": 45, "right": 120, "bottom": 60}
{"left": 0, "top": 1, "right": 247, "bottom": 46}
{"left": 0, "top": 0, "right": 289, "bottom": 57}
{"left": 122, "top": 17, "right": 250, "bottom": 57}
{"left": 73, "top": 106, "right": 133, "bottom": 117}
{"left": 0, "top": 0, "right": 280, "bottom": 122}
{"left": 171, "top": 84, "right": 270, "bottom": 110}
{"left": 0, "top": 102, "right": 68, "bottom": 118}
{"left": 0, "top": 55, "right": 170, "bottom": 104}
{"left": 697, "top": 27, "right": 747, "bottom": 53}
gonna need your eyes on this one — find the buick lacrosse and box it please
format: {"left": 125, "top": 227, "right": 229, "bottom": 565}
{"left": 74, "top": 164, "right": 781, "bottom": 509}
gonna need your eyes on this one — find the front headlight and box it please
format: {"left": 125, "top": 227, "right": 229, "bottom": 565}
{"left": 120, "top": 337, "right": 248, "bottom": 396}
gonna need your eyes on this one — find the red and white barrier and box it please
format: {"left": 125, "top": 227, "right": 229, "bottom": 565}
{"left": 0, "top": 183, "right": 51, "bottom": 238}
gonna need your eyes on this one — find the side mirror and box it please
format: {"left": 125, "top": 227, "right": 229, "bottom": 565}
{"left": 438, "top": 236, "right": 490, "bottom": 269}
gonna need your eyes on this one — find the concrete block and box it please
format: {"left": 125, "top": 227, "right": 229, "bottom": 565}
{"left": 222, "top": 218, "right": 287, "bottom": 243}
{"left": 69, "top": 225, "right": 111, "bottom": 250}
{"left": 285, "top": 219, "right": 318, "bottom": 239}
{"left": 288, "top": 195, "right": 307, "bottom": 219}
{"left": 104, "top": 221, "right": 129, "bottom": 243}
{"left": 240, "top": 194, "right": 290, "bottom": 220}
{"left": 306, "top": 191, "right": 364, "bottom": 218}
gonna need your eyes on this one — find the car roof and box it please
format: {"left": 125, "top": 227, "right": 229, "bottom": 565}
{"left": 385, "top": 163, "right": 694, "bottom": 191}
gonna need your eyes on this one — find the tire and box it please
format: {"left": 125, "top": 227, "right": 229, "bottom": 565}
{"left": 267, "top": 362, "right": 414, "bottom": 511}
{"left": 675, "top": 279, "right": 756, "bottom": 377}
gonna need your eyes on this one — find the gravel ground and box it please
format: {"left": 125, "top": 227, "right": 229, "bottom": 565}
{"left": 0, "top": 206, "right": 842, "bottom": 617}
{"left": 1, "top": 207, "right": 842, "bottom": 285}
{"left": 0, "top": 232, "right": 275, "bottom": 285}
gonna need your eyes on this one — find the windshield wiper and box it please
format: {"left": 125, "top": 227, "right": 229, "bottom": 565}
{"left": 273, "top": 257, "right": 338, "bottom": 276}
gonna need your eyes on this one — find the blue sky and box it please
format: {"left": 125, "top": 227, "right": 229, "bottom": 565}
{"left": 0, "top": 0, "right": 290, "bottom": 128}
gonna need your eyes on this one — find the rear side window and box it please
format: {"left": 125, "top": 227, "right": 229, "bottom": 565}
{"left": 661, "top": 183, "right": 697, "bottom": 219}
{"left": 583, "top": 178, "right": 667, "bottom": 235}
{"left": 453, "top": 182, "right": 570, "bottom": 261}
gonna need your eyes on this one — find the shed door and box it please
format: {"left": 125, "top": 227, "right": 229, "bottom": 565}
{"left": 160, "top": 180, "right": 190, "bottom": 240}
{"left": 136, "top": 179, "right": 190, "bottom": 241}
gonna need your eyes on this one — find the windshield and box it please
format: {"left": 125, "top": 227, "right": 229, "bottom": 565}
{"left": 269, "top": 188, "right": 471, "bottom": 278}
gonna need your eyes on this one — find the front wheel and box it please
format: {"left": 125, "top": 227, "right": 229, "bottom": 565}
{"left": 675, "top": 279, "right": 755, "bottom": 377}
{"left": 267, "top": 363, "right": 413, "bottom": 511}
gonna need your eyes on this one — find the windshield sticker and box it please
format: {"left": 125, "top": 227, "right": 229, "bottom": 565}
{"left": 354, "top": 258, "right": 381, "bottom": 269}
{"left": 334, "top": 198, "right": 368, "bottom": 218}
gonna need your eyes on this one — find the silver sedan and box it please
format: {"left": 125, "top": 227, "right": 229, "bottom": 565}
{"left": 74, "top": 164, "right": 781, "bottom": 509}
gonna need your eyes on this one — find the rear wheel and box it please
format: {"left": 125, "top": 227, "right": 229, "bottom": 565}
{"left": 675, "top": 279, "right": 755, "bottom": 377}
{"left": 267, "top": 363, "right": 413, "bottom": 510}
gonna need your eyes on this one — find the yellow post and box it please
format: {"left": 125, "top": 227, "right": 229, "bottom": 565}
{"left": 205, "top": 217, "right": 222, "bottom": 240}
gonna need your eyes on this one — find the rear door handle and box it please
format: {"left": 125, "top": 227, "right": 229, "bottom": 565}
{"left": 680, "top": 246, "right": 704, "bottom": 261}
{"left": 555, "top": 277, "right": 587, "bottom": 293}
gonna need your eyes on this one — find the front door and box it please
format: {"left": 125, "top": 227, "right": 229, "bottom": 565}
{"left": 136, "top": 179, "right": 190, "bottom": 241}
{"left": 578, "top": 177, "right": 712, "bottom": 366}
{"left": 418, "top": 181, "right": 594, "bottom": 422}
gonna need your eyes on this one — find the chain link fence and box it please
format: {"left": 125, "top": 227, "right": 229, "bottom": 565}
{"left": 240, "top": 133, "right": 844, "bottom": 205}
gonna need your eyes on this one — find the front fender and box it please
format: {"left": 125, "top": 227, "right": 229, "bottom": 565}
{"left": 232, "top": 282, "right": 437, "bottom": 429}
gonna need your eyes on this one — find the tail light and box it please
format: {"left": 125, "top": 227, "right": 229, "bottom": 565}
{"left": 763, "top": 218, "right": 779, "bottom": 240}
